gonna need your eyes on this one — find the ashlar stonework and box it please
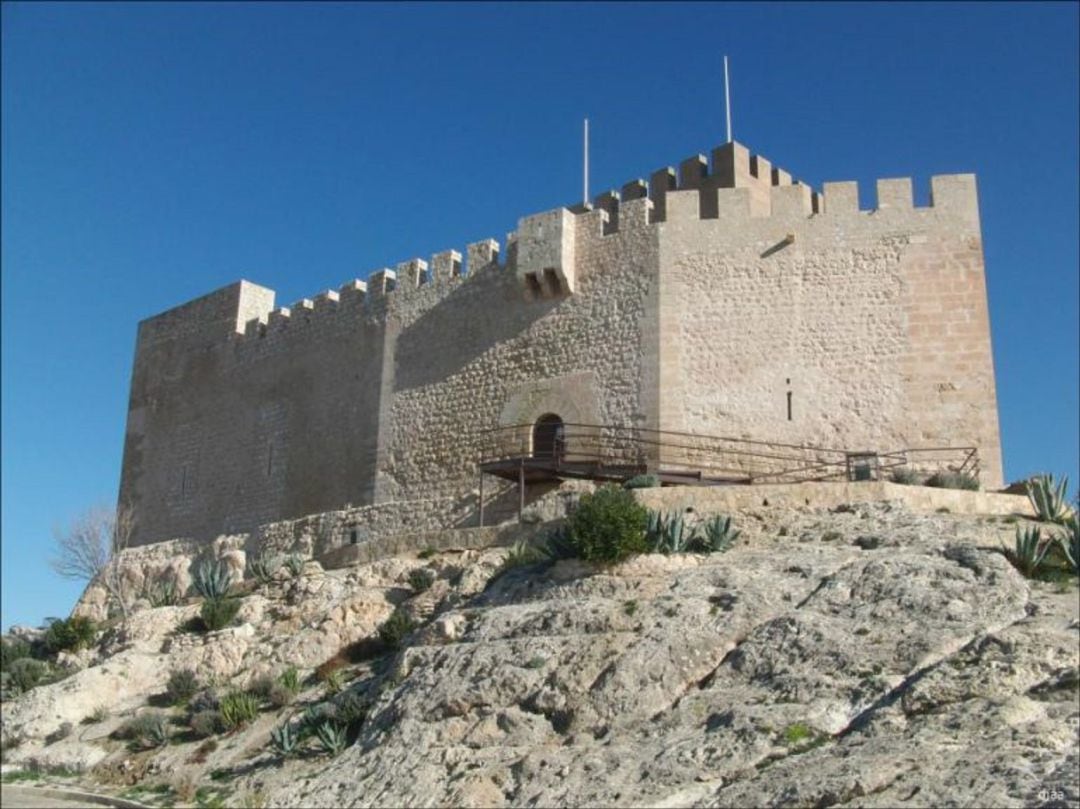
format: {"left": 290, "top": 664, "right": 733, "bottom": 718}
{"left": 116, "top": 140, "right": 1003, "bottom": 551}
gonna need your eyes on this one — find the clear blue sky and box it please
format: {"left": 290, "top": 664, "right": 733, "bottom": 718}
{"left": 3, "top": 2, "right": 1078, "bottom": 630}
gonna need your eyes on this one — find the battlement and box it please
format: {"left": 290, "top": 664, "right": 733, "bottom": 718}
{"left": 140, "top": 141, "right": 981, "bottom": 353}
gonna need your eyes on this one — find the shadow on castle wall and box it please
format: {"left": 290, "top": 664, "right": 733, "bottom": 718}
{"left": 394, "top": 262, "right": 562, "bottom": 391}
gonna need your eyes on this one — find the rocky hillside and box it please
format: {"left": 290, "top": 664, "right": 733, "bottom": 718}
{"left": 2, "top": 497, "right": 1078, "bottom": 808}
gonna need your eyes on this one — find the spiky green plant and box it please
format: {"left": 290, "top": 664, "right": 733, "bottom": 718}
{"left": 1059, "top": 514, "right": 1079, "bottom": 573}
{"left": 283, "top": 554, "right": 306, "bottom": 577}
{"left": 199, "top": 597, "right": 241, "bottom": 632}
{"left": 247, "top": 553, "right": 282, "bottom": 585}
{"left": 1003, "top": 526, "right": 1051, "bottom": 578}
{"left": 192, "top": 559, "right": 233, "bottom": 601}
{"left": 279, "top": 666, "right": 301, "bottom": 695}
{"left": 219, "top": 691, "right": 260, "bottom": 731}
{"left": 696, "top": 515, "right": 741, "bottom": 553}
{"left": 314, "top": 721, "right": 347, "bottom": 756}
{"left": 648, "top": 510, "right": 698, "bottom": 554}
{"left": 144, "top": 578, "right": 181, "bottom": 608}
{"left": 1027, "top": 474, "right": 1072, "bottom": 523}
{"left": 269, "top": 723, "right": 299, "bottom": 758}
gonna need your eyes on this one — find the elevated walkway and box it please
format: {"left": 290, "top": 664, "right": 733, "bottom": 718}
{"left": 476, "top": 423, "right": 980, "bottom": 524}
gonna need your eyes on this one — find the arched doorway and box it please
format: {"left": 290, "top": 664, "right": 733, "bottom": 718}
{"left": 532, "top": 414, "right": 565, "bottom": 462}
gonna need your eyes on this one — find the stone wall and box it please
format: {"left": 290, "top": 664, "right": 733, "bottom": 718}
{"left": 654, "top": 157, "right": 1002, "bottom": 487}
{"left": 117, "top": 138, "right": 1005, "bottom": 549}
{"left": 119, "top": 280, "right": 387, "bottom": 547}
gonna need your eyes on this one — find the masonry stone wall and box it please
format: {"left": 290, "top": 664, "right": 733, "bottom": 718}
{"left": 118, "top": 139, "right": 1004, "bottom": 548}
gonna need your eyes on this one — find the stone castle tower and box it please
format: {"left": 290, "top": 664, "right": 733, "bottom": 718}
{"left": 117, "top": 140, "right": 1003, "bottom": 549}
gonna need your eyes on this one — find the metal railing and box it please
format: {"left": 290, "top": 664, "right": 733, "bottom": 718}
{"left": 477, "top": 422, "right": 979, "bottom": 485}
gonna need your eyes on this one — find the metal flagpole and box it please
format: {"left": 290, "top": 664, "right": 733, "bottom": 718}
{"left": 583, "top": 117, "right": 589, "bottom": 205}
{"left": 724, "top": 56, "right": 732, "bottom": 143}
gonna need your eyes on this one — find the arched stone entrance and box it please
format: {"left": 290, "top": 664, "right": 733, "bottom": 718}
{"left": 532, "top": 414, "right": 565, "bottom": 462}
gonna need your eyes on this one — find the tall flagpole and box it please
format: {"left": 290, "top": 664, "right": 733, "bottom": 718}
{"left": 583, "top": 117, "right": 589, "bottom": 206}
{"left": 724, "top": 56, "right": 732, "bottom": 143}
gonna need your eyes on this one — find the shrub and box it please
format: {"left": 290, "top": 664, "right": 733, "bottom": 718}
{"left": 219, "top": 692, "right": 260, "bottom": 731}
{"left": 623, "top": 600, "right": 638, "bottom": 616}
{"left": 1002, "top": 526, "right": 1051, "bottom": 578}
{"left": 889, "top": 467, "right": 923, "bottom": 485}
{"left": 166, "top": 669, "right": 200, "bottom": 705}
{"left": 408, "top": 568, "right": 436, "bottom": 594}
{"left": 538, "top": 524, "right": 577, "bottom": 561}
{"left": 314, "top": 721, "right": 347, "bottom": 756}
{"left": 566, "top": 485, "right": 649, "bottom": 564}
{"left": 782, "top": 722, "right": 813, "bottom": 745}
{"left": 120, "top": 713, "right": 169, "bottom": 749}
{"left": 269, "top": 723, "right": 300, "bottom": 758}
{"left": 0, "top": 637, "right": 31, "bottom": 668}
{"left": 246, "top": 553, "right": 281, "bottom": 585}
{"left": 247, "top": 673, "right": 276, "bottom": 702}
{"left": 417, "top": 548, "right": 437, "bottom": 560}
{"left": 199, "top": 598, "right": 241, "bottom": 632}
{"left": 377, "top": 608, "right": 416, "bottom": 650}
{"left": 267, "top": 683, "right": 295, "bottom": 709}
{"left": 187, "top": 688, "right": 221, "bottom": 715}
{"left": 189, "top": 710, "right": 225, "bottom": 738}
{"left": 323, "top": 669, "right": 344, "bottom": 696}
{"left": 332, "top": 690, "right": 368, "bottom": 731}
{"left": 315, "top": 656, "right": 346, "bottom": 683}
{"left": 696, "top": 515, "right": 741, "bottom": 553}
{"left": 42, "top": 616, "right": 97, "bottom": 654}
{"left": 7, "top": 658, "right": 47, "bottom": 694}
{"left": 45, "top": 721, "right": 74, "bottom": 745}
{"left": 925, "top": 471, "right": 979, "bottom": 491}
{"left": 84, "top": 705, "right": 109, "bottom": 724}
{"left": 623, "top": 474, "right": 660, "bottom": 489}
{"left": 192, "top": 559, "right": 233, "bottom": 601}
{"left": 1027, "top": 474, "right": 1072, "bottom": 523}
{"left": 283, "top": 554, "right": 306, "bottom": 577}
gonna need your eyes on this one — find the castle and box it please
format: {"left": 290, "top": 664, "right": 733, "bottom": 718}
{"left": 117, "top": 140, "right": 1003, "bottom": 549}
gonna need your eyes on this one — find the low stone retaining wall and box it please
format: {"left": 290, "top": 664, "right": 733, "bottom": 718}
{"left": 319, "top": 522, "right": 541, "bottom": 570}
{"left": 632, "top": 480, "right": 1033, "bottom": 517}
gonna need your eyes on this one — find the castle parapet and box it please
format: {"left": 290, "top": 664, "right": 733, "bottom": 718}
{"left": 515, "top": 208, "right": 576, "bottom": 300}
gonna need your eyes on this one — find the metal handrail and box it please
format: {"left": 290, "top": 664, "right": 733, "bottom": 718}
{"left": 477, "top": 422, "right": 979, "bottom": 485}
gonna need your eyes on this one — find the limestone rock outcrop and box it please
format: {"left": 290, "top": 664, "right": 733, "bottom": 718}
{"left": 3, "top": 500, "right": 1077, "bottom": 809}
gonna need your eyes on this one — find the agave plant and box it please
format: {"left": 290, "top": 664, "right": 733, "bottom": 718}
{"left": 270, "top": 722, "right": 300, "bottom": 758}
{"left": 315, "top": 720, "right": 347, "bottom": 756}
{"left": 696, "top": 515, "right": 741, "bottom": 553}
{"left": 283, "top": 554, "right": 306, "bottom": 577}
{"left": 143, "top": 578, "right": 181, "bottom": 608}
{"left": 192, "top": 559, "right": 233, "bottom": 601}
{"left": 1003, "top": 526, "right": 1051, "bottom": 578}
{"left": 1026, "top": 474, "right": 1071, "bottom": 523}
{"left": 247, "top": 553, "right": 282, "bottom": 585}
{"left": 1059, "top": 514, "right": 1079, "bottom": 573}
{"left": 648, "top": 510, "right": 698, "bottom": 554}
